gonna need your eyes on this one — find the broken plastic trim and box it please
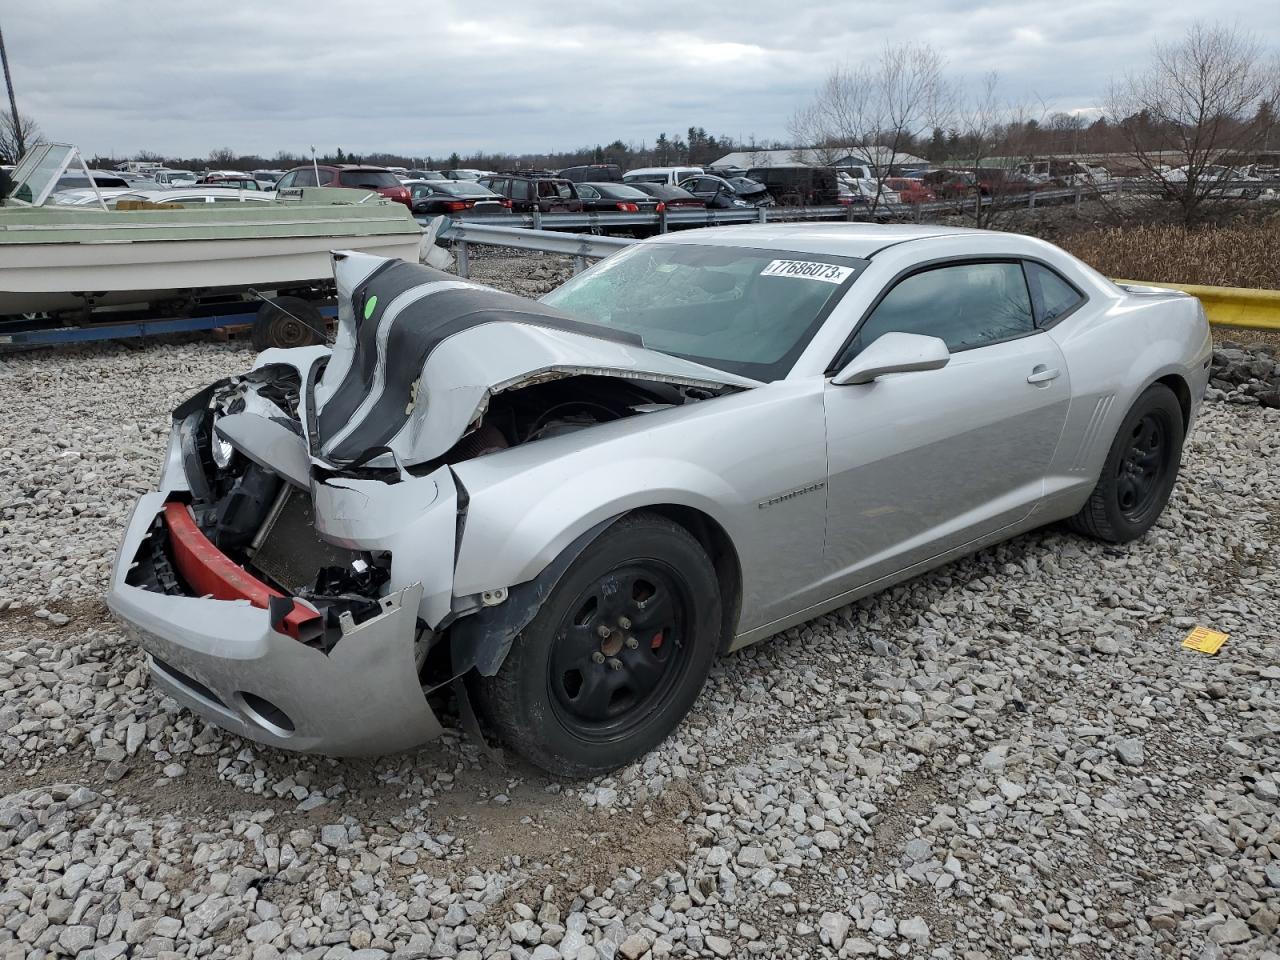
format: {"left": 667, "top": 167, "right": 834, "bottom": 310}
{"left": 449, "top": 514, "right": 619, "bottom": 677}
{"left": 163, "top": 502, "right": 323, "bottom": 643}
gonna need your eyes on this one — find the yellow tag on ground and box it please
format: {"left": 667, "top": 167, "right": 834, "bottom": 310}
{"left": 1182, "top": 626, "right": 1229, "bottom": 654}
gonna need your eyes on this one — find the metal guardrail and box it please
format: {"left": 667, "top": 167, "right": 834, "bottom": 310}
{"left": 421, "top": 184, "right": 1101, "bottom": 237}
{"left": 1115, "top": 280, "right": 1280, "bottom": 331}
{"left": 442, "top": 221, "right": 634, "bottom": 276}
{"left": 435, "top": 186, "right": 1105, "bottom": 277}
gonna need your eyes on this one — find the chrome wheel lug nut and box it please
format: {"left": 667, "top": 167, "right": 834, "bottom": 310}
{"left": 592, "top": 652, "right": 606, "bottom": 664}
{"left": 607, "top": 658, "right": 622, "bottom": 671}
{"left": 625, "top": 636, "right": 639, "bottom": 649}
{"left": 596, "top": 624, "right": 611, "bottom": 638}
{"left": 618, "top": 616, "right": 632, "bottom": 629}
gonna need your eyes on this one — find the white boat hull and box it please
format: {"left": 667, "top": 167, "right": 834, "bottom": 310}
{"left": 0, "top": 232, "right": 423, "bottom": 315}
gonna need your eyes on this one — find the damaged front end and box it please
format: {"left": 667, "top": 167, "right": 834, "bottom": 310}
{"left": 108, "top": 251, "right": 753, "bottom": 757}
{"left": 109, "top": 358, "right": 455, "bottom": 755}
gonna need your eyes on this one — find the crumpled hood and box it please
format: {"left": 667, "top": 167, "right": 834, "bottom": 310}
{"left": 312, "top": 251, "right": 758, "bottom": 466}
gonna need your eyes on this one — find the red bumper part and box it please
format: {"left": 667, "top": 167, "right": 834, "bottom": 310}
{"left": 163, "top": 502, "right": 321, "bottom": 641}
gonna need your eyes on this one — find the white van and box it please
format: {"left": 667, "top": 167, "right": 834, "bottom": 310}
{"left": 623, "top": 166, "right": 704, "bottom": 186}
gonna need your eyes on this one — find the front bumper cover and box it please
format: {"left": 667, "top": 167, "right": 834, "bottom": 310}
{"left": 107, "top": 493, "right": 443, "bottom": 756}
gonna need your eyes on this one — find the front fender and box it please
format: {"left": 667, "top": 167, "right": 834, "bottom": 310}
{"left": 451, "top": 454, "right": 743, "bottom": 597}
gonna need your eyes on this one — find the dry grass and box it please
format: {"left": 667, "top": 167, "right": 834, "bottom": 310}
{"left": 1057, "top": 217, "right": 1280, "bottom": 290}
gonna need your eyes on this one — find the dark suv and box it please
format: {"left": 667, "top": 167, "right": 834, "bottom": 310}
{"left": 558, "top": 163, "right": 623, "bottom": 183}
{"left": 479, "top": 173, "right": 583, "bottom": 213}
{"left": 275, "top": 165, "right": 411, "bottom": 206}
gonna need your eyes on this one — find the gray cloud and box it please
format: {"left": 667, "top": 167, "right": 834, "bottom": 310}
{"left": 7, "top": 1, "right": 1278, "bottom": 159}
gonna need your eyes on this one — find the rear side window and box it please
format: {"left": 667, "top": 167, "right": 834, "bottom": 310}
{"left": 339, "top": 170, "right": 398, "bottom": 189}
{"left": 1024, "top": 261, "right": 1085, "bottom": 326}
{"left": 853, "top": 261, "right": 1035, "bottom": 356}
{"left": 511, "top": 180, "right": 533, "bottom": 201}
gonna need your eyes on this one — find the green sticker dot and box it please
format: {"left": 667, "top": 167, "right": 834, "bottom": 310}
{"left": 364, "top": 295, "right": 378, "bottom": 320}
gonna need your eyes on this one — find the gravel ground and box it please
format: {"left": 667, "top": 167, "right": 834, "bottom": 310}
{"left": 1, "top": 256, "right": 1278, "bottom": 960}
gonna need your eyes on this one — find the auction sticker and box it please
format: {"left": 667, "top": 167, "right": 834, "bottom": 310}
{"left": 760, "top": 259, "right": 854, "bottom": 284}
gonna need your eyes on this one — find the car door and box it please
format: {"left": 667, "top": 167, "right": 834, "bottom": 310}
{"left": 821, "top": 259, "right": 1071, "bottom": 592}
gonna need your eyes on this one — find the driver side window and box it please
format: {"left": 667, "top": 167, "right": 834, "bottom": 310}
{"left": 841, "top": 261, "right": 1035, "bottom": 365}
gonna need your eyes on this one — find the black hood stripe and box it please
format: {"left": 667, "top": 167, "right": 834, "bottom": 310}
{"left": 314, "top": 261, "right": 642, "bottom": 465}
{"left": 318, "top": 261, "right": 456, "bottom": 439}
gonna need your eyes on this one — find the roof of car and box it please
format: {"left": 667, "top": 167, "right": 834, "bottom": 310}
{"left": 119, "top": 188, "right": 276, "bottom": 201}
{"left": 645, "top": 223, "right": 990, "bottom": 258}
{"left": 289, "top": 164, "right": 390, "bottom": 171}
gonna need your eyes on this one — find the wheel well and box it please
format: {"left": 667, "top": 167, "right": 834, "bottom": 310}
{"left": 1155, "top": 374, "right": 1191, "bottom": 435}
{"left": 644, "top": 505, "right": 742, "bottom": 653}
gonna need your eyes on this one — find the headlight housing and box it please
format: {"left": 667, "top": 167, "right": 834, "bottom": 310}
{"left": 211, "top": 428, "right": 236, "bottom": 468}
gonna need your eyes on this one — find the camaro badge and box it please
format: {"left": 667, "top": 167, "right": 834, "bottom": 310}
{"left": 758, "top": 481, "right": 826, "bottom": 509}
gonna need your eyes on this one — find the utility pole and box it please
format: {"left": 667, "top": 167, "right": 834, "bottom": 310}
{"left": 0, "top": 19, "right": 23, "bottom": 159}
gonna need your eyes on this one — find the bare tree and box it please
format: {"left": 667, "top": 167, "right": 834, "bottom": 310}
{"left": 790, "top": 42, "right": 952, "bottom": 211}
{"left": 1106, "top": 22, "right": 1280, "bottom": 226}
{"left": 208, "top": 146, "right": 237, "bottom": 168}
{"left": 0, "top": 111, "right": 39, "bottom": 163}
{"left": 949, "top": 73, "right": 1045, "bottom": 228}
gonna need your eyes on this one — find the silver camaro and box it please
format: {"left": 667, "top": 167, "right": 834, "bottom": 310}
{"left": 107, "top": 224, "right": 1212, "bottom": 776}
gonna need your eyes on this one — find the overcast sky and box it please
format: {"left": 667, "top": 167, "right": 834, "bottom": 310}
{"left": 6, "top": 3, "right": 1278, "bottom": 161}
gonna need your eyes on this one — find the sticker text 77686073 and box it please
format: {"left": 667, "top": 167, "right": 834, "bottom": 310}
{"left": 759, "top": 259, "right": 855, "bottom": 285}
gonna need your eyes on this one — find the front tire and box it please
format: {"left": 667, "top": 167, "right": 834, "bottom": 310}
{"left": 1068, "top": 383, "right": 1184, "bottom": 543}
{"left": 477, "top": 512, "right": 721, "bottom": 778}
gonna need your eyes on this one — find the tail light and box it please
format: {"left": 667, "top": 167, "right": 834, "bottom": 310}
{"left": 441, "top": 200, "right": 473, "bottom": 212}
{"left": 500, "top": 198, "right": 513, "bottom": 208}
{"left": 615, "top": 202, "right": 639, "bottom": 213}
{"left": 655, "top": 202, "right": 666, "bottom": 212}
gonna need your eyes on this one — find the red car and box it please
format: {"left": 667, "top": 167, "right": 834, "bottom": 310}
{"left": 275, "top": 165, "right": 411, "bottom": 207}
{"left": 885, "top": 177, "right": 935, "bottom": 204}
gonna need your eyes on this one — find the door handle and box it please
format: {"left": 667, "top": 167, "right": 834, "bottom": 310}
{"left": 1027, "top": 365, "right": 1060, "bottom": 385}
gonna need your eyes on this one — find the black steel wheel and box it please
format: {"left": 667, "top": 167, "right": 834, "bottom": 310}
{"left": 251, "top": 296, "right": 325, "bottom": 350}
{"left": 477, "top": 512, "right": 721, "bottom": 777}
{"left": 1115, "top": 411, "right": 1172, "bottom": 524}
{"left": 548, "top": 563, "right": 691, "bottom": 740}
{"left": 1068, "top": 383, "right": 1184, "bottom": 543}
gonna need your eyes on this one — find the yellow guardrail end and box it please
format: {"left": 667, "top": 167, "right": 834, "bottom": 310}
{"left": 1113, "top": 279, "right": 1280, "bottom": 331}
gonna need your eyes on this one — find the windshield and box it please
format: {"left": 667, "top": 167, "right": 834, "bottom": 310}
{"left": 597, "top": 184, "right": 649, "bottom": 199}
{"left": 444, "top": 181, "right": 498, "bottom": 196}
{"left": 542, "top": 243, "right": 864, "bottom": 380}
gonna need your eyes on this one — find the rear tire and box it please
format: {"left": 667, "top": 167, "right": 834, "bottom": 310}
{"left": 477, "top": 512, "right": 721, "bottom": 778}
{"left": 251, "top": 296, "right": 324, "bottom": 350}
{"left": 1068, "top": 383, "right": 1184, "bottom": 543}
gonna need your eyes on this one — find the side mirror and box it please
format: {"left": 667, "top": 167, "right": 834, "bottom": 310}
{"left": 832, "top": 332, "right": 950, "bottom": 385}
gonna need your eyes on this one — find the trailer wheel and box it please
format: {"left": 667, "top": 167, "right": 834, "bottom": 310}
{"left": 251, "top": 296, "right": 324, "bottom": 350}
